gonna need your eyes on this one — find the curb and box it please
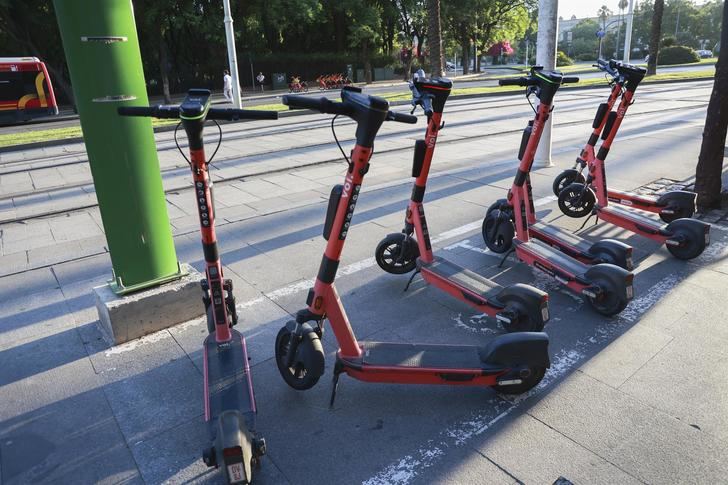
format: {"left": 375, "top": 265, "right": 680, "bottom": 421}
{"left": 0, "top": 76, "right": 713, "bottom": 154}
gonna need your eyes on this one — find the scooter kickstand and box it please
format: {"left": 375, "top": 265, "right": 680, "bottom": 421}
{"left": 403, "top": 268, "right": 421, "bottom": 292}
{"left": 498, "top": 248, "right": 515, "bottom": 268}
{"left": 575, "top": 213, "right": 597, "bottom": 233}
{"left": 329, "top": 362, "right": 343, "bottom": 409}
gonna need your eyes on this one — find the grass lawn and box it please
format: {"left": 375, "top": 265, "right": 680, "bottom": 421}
{"left": 0, "top": 67, "right": 715, "bottom": 149}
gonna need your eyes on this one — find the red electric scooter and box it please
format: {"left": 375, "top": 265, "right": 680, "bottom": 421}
{"left": 482, "top": 67, "right": 635, "bottom": 316}
{"left": 275, "top": 87, "right": 551, "bottom": 405}
{"left": 374, "top": 76, "right": 550, "bottom": 333}
{"left": 556, "top": 64, "right": 710, "bottom": 260}
{"left": 119, "top": 89, "right": 277, "bottom": 484}
{"left": 552, "top": 59, "right": 696, "bottom": 223}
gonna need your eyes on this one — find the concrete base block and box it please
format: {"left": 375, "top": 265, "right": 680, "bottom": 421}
{"left": 94, "top": 264, "right": 204, "bottom": 345}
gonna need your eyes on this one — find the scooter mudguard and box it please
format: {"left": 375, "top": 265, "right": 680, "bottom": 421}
{"left": 494, "top": 283, "right": 550, "bottom": 325}
{"left": 584, "top": 263, "right": 633, "bottom": 300}
{"left": 655, "top": 190, "right": 697, "bottom": 209}
{"left": 665, "top": 218, "right": 711, "bottom": 245}
{"left": 589, "top": 239, "right": 634, "bottom": 270}
{"left": 216, "top": 410, "right": 253, "bottom": 484}
{"left": 479, "top": 332, "right": 550, "bottom": 368}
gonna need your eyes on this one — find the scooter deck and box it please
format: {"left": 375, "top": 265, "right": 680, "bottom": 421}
{"left": 204, "top": 329, "right": 256, "bottom": 439}
{"left": 599, "top": 204, "right": 665, "bottom": 233}
{"left": 358, "top": 341, "right": 487, "bottom": 369}
{"left": 421, "top": 256, "right": 503, "bottom": 302}
{"left": 530, "top": 221, "right": 594, "bottom": 256}
{"left": 516, "top": 239, "right": 590, "bottom": 283}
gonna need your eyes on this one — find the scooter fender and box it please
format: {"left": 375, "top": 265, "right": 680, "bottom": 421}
{"left": 495, "top": 283, "right": 549, "bottom": 325}
{"left": 285, "top": 320, "right": 319, "bottom": 338}
{"left": 665, "top": 218, "right": 711, "bottom": 246}
{"left": 216, "top": 410, "right": 254, "bottom": 484}
{"left": 656, "top": 190, "right": 697, "bottom": 210}
{"left": 589, "top": 239, "right": 634, "bottom": 270}
{"left": 584, "top": 263, "right": 633, "bottom": 300}
{"left": 479, "top": 332, "right": 550, "bottom": 369}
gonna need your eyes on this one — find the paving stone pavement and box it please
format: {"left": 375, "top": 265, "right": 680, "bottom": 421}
{"left": 1, "top": 81, "right": 727, "bottom": 484}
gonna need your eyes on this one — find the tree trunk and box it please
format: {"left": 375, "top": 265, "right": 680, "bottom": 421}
{"left": 158, "top": 27, "right": 172, "bottom": 104}
{"left": 363, "top": 41, "right": 373, "bottom": 84}
{"left": 647, "top": 0, "right": 664, "bottom": 75}
{"left": 694, "top": 0, "right": 728, "bottom": 210}
{"left": 426, "top": 0, "right": 444, "bottom": 77}
{"left": 461, "top": 40, "right": 470, "bottom": 75}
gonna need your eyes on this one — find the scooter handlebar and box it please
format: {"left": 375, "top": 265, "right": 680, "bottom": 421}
{"left": 387, "top": 111, "right": 418, "bottom": 124}
{"left": 207, "top": 108, "right": 278, "bottom": 121}
{"left": 498, "top": 77, "right": 535, "bottom": 87}
{"left": 117, "top": 105, "right": 180, "bottom": 119}
{"left": 282, "top": 95, "right": 349, "bottom": 116}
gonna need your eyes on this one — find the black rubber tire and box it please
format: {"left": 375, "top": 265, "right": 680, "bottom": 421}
{"left": 586, "top": 278, "right": 629, "bottom": 316}
{"left": 375, "top": 233, "right": 420, "bottom": 274}
{"left": 494, "top": 367, "right": 546, "bottom": 395}
{"left": 552, "top": 169, "right": 585, "bottom": 196}
{"left": 275, "top": 326, "right": 325, "bottom": 390}
{"left": 558, "top": 183, "right": 596, "bottom": 218}
{"left": 591, "top": 250, "right": 630, "bottom": 270}
{"left": 501, "top": 299, "right": 545, "bottom": 333}
{"left": 206, "top": 306, "right": 215, "bottom": 334}
{"left": 666, "top": 229, "right": 706, "bottom": 260}
{"left": 482, "top": 212, "right": 515, "bottom": 254}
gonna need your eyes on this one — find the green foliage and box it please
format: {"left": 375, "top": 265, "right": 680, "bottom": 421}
{"left": 556, "top": 51, "right": 574, "bottom": 66}
{"left": 657, "top": 45, "right": 701, "bottom": 64}
{"left": 576, "top": 52, "right": 597, "bottom": 61}
{"left": 661, "top": 36, "right": 677, "bottom": 47}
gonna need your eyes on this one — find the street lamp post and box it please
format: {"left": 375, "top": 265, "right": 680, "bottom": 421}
{"left": 533, "top": 0, "right": 559, "bottom": 168}
{"left": 222, "top": 0, "right": 242, "bottom": 108}
{"left": 623, "top": 0, "right": 635, "bottom": 62}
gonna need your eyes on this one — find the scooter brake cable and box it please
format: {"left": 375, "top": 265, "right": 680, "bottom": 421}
{"left": 331, "top": 115, "right": 351, "bottom": 166}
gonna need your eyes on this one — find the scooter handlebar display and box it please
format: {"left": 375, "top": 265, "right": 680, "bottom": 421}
{"left": 386, "top": 111, "right": 418, "bottom": 124}
{"left": 118, "top": 105, "right": 278, "bottom": 121}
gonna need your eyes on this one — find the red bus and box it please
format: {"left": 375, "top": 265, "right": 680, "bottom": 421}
{"left": 0, "top": 57, "right": 59, "bottom": 123}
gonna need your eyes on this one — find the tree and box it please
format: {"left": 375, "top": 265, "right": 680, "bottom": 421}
{"left": 647, "top": 0, "right": 665, "bottom": 74}
{"left": 426, "top": 0, "right": 444, "bottom": 76}
{"left": 694, "top": 0, "right": 728, "bottom": 209}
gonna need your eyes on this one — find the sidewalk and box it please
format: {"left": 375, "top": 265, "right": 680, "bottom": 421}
{"left": 1, "top": 84, "right": 726, "bottom": 484}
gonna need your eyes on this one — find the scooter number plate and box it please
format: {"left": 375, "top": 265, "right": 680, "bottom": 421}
{"left": 626, "top": 285, "right": 633, "bottom": 299}
{"left": 705, "top": 232, "right": 711, "bottom": 245}
{"left": 227, "top": 463, "right": 245, "bottom": 484}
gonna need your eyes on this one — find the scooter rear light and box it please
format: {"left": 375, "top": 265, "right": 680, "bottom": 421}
{"left": 223, "top": 446, "right": 243, "bottom": 458}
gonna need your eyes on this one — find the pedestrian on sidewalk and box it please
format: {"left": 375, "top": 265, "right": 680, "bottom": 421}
{"left": 256, "top": 72, "right": 265, "bottom": 92}
{"left": 223, "top": 69, "right": 232, "bottom": 102}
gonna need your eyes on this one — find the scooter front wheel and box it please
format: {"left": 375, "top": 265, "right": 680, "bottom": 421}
{"left": 552, "top": 169, "right": 585, "bottom": 196}
{"left": 558, "top": 183, "right": 595, "bottom": 218}
{"left": 275, "top": 326, "right": 325, "bottom": 390}
{"left": 375, "top": 233, "right": 420, "bottom": 274}
{"left": 494, "top": 366, "right": 546, "bottom": 394}
{"left": 482, "top": 212, "right": 515, "bottom": 254}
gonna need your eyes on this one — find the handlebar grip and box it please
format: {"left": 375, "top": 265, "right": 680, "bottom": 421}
{"left": 207, "top": 108, "right": 278, "bottom": 121}
{"left": 282, "top": 95, "right": 326, "bottom": 111}
{"left": 499, "top": 78, "right": 527, "bottom": 86}
{"left": 562, "top": 76, "right": 580, "bottom": 84}
{"left": 387, "top": 111, "right": 418, "bottom": 124}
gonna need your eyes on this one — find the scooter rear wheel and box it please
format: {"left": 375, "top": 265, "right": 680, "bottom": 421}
{"left": 375, "top": 233, "right": 419, "bottom": 274}
{"left": 552, "top": 169, "right": 585, "bottom": 196}
{"left": 586, "top": 278, "right": 629, "bottom": 316}
{"left": 494, "top": 366, "right": 546, "bottom": 394}
{"left": 275, "top": 326, "right": 325, "bottom": 390}
{"left": 666, "top": 228, "right": 706, "bottom": 260}
{"left": 558, "top": 183, "right": 595, "bottom": 218}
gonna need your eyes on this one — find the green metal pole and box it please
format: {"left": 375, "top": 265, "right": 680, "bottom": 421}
{"left": 53, "top": 0, "right": 183, "bottom": 294}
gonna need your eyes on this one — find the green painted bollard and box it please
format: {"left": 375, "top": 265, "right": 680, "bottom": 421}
{"left": 54, "top": 0, "right": 183, "bottom": 293}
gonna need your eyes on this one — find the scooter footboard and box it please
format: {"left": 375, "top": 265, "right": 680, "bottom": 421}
{"left": 479, "top": 332, "right": 550, "bottom": 368}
